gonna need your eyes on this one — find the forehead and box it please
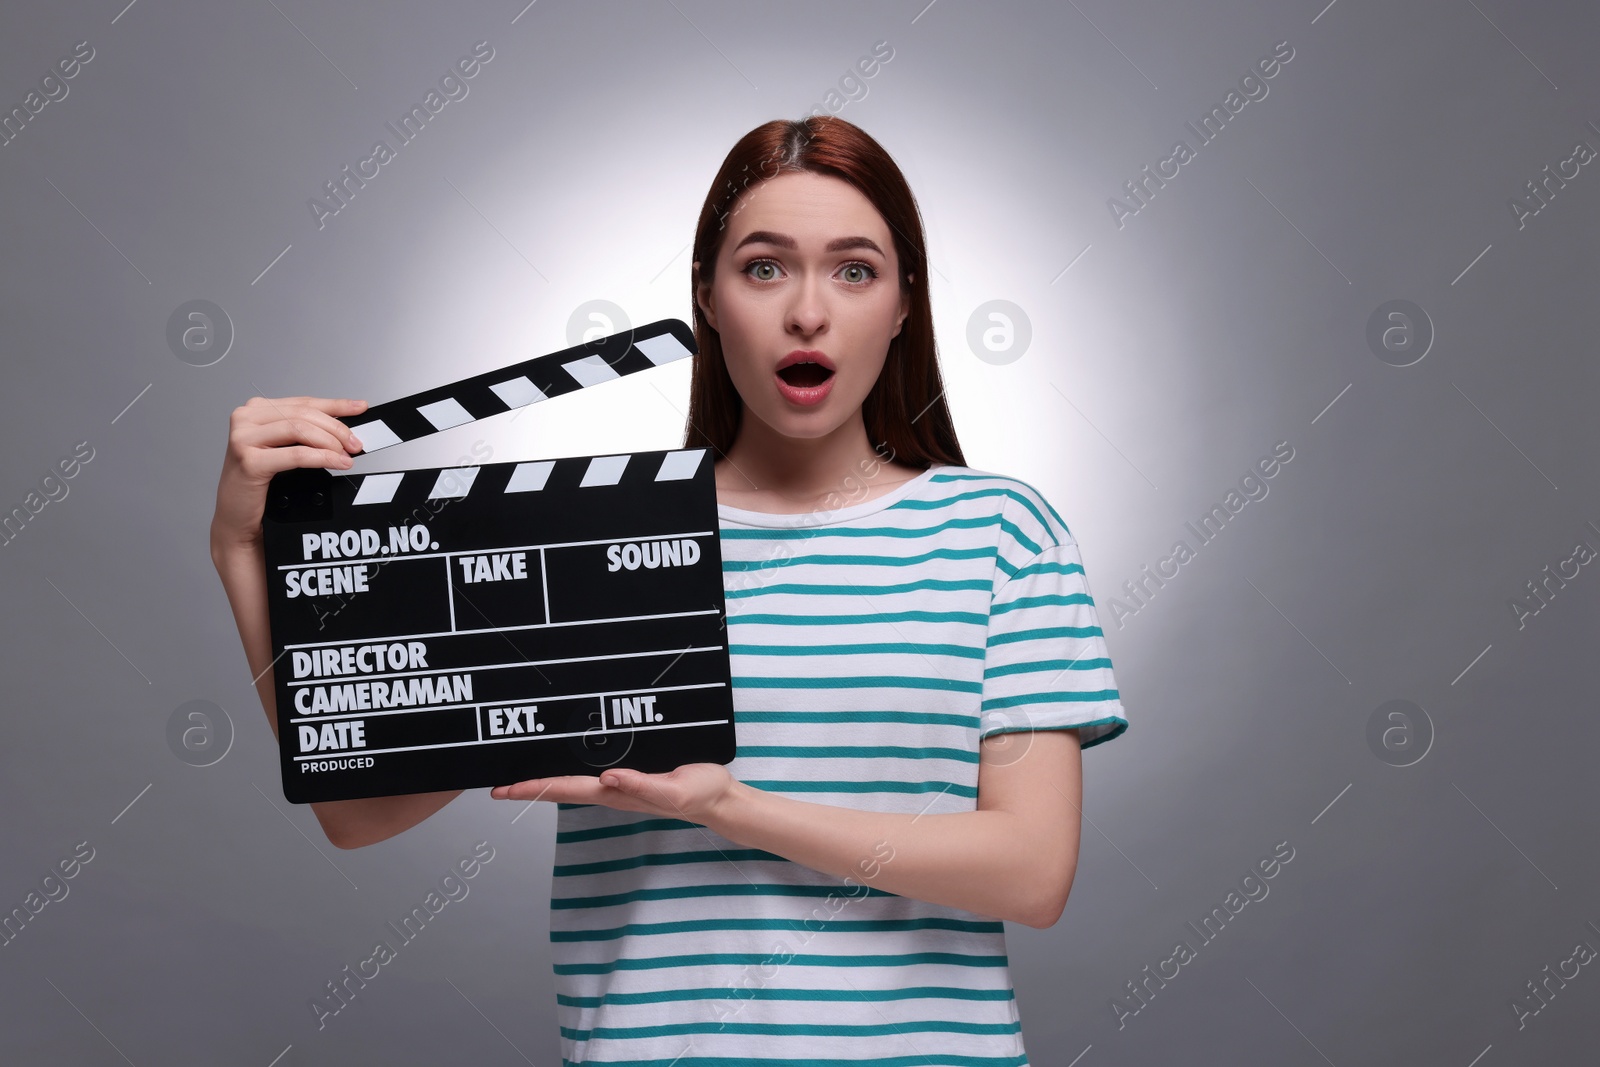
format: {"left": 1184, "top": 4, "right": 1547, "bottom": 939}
{"left": 721, "top": 171, "right": 891, "bottom": 251}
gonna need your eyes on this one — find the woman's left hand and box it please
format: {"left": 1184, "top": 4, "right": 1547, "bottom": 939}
{"left": 489, "top": 763, "right": 737, "bottom": 824}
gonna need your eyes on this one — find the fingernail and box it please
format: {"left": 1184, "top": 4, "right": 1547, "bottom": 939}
{"left": 348, "top": 435, "right": 363, "bottom": 451}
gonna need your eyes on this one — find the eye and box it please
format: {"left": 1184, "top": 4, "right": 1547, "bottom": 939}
{"left": 739, "top": 258, "right": 881, "bottom": 285}
{"left": 743, "top": 258, "right": 781, "bottom": 282}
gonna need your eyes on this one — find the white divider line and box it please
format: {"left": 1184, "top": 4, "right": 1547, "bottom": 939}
{"left": 445, "top": 556, "right": 457, "bottom": 633}
{"left": 294, "top": 716, "right": 729, "bottom": 760}
{"left": 275, "top": 528, "right": 716, "bottom": 570}
{"left": 285, "top": 645, "right": 728, "bottom": 688}
{"left": 283, "top": 606, "right": 724, "bottom": 650}
{"left": 288, "top": 680, "right": 729, "bottom": 725}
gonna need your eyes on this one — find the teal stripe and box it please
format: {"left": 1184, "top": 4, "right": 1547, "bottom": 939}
{"left": 985, "top": 716, "right": 1128, "bottom": 750}
{"left": 987, "top": 624, "right": 1102, "bottom": 646}
{"left": 992, "top": 592, "right": 1093, "bottom": 614}
{"left": 723, "top": 545, "right": 995, "bottom": 571}
{"left": 984, "top": 657, "right": 1113, "bottom": 679}
{"left": 893, "top": 484, "right": 1058, "bottom": 537}
{"left": 556, "top": 983, "right": 1016, "bottom": 1007}
{"left": 930, "top": 472, "right": 1073, "bottom": 540}
{"left": 551, "top": 915, "right": 1002, "bottom": 942}
{"left": 719, "top": 513, "right": 1002, "bottom": 543}
{"left": 981, "top": 689, "right": 1120, "bottom": 710}
{"left": 553, "top": 949, "right": 1010, "bottom": 975}
{"left": 557, "top": 816, "right": 698, "bottom": 843}
{"left": 737, "top": 709, "right": 978, "bottom": 728}
{"left": 1001, "top": 558, "right": 1084, "bottom": 582}
{"left": 717, "top": 474, "right": 1068, "bottom": 554}
{"left": 552, "top": 882, "right": 898, "bottom": 911}
{"left": 931, "top": 511, "right": 1052, "bottom": 566}
{"left": 736, "top": 744, "right": 977, "bottom": 763}
{"left": 742, "top": 779, "right": 977, "bottom": 799}
{"left": 563, "top": 1018, "right": 1021, "bottom": 1040}
{"left": 730, "top": 609, "right": 986, "bottom": 627}
{"left": 727, "top": 577, "right": 990, "bottom": 601}
{"left": 733, "top": 675, "right": 979, "bottom": 694}
{"left": 561, "top": 1051, "right": 1026, "bottom": 1067}
{"left": 730, "top": 641, "right": 984, "bottom": 661}
{"left": 554, "top": 848, "right": 786, "bottom": 878}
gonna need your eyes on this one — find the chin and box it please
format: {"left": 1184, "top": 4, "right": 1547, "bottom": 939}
{"left": 753, "top": 404, "right": 851, "bottom": 440}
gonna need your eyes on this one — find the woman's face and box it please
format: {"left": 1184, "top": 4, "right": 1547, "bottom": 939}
{"left": 695, "top": 170, "right": 912, "bottom": 443}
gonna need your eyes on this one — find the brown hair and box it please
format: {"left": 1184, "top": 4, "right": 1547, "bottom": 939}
{"left": 683, "top": 116, "right": 965, "bottom": 469}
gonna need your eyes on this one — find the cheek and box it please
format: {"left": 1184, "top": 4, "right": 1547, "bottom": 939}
{"left": 841, "top": 298, "right": 900, "bottom": 371}
{"left": 713, "top": 279, "right": 761, "bottom": 339}
{"left": 843, "top": 350, "right": 889, "bottom": 403}
{"left": 715, "top": 302, "right": 761, "bottom": 376}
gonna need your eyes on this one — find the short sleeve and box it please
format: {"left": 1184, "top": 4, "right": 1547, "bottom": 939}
{"left": 978, "top": 540, "right": 1129, "bottom": 749}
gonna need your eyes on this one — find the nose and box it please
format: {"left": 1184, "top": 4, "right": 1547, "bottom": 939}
{"left": 784, "top": 271, "right": 828, "bottom": 338}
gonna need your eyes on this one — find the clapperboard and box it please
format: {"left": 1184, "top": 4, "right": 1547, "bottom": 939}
{"left": 261, "top": 319, "right": 735, "bottom": 804}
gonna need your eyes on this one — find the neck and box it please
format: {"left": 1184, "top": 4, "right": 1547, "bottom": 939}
{"left": 717, "top": 411, "right": 899, "bottom": 500}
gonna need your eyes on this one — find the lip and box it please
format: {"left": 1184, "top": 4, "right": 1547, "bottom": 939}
{"left": 775, "top": 373, "right": 834, "bottom": 406}
{"left": 773, "top": 350, "right": 835, "bottom": 407}
{"left": 776, "top": 349, "right": 836, "bottom": 373}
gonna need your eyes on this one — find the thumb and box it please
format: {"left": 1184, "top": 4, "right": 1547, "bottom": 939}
{"left": 603, "top": 769, "right": 674, "bottom": 807}
{"left": 600, "top": 769, "right": 640, "bottom": 791}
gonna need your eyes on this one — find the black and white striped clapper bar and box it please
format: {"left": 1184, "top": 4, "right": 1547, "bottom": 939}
{"left": 260, "top": 319, "right": 735, "bottom": 804}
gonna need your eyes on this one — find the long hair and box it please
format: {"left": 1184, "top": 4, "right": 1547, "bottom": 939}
{"left": 683, "top": 116, "right": 965, "bottom": 469}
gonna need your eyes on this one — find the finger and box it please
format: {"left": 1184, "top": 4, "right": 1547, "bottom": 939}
{"left": 238, "top": 399, "right": 368, "bottom": 452}
{"left": 234, "top": 417, "right": 354, "bottom": 459}
{"left": 598, "top": 769, "right": 679, "bottom": 812}
{"left": 236, "top": 444, "right": 356, "bottom": 481}
{"left": 491, "top": 776, "right": 599, "bottom": 803}
{"left": 599, "top": 769, "right": 645, "bottom": 791}
{"left": 303, "top": 396, "right": 368, "bottom": 415}
{"left": 246, "top": 395, "right": 368, "bottom": 414}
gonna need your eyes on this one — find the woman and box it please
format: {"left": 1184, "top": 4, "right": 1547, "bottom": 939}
{"left": 211, "top": 116, "right": 1127, "bottom": 1064}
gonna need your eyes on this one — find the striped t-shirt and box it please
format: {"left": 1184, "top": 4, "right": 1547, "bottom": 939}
{"left": 550, "top": 463, "right": 1128, "bottom": 1066}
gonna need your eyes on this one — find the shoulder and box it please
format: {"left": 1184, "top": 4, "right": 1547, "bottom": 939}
{"left": 925, "top": 464, "right": 1076, "bottom": 554}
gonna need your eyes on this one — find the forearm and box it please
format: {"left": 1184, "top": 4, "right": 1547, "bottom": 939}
{"left": 210, "top": 532, "right": 460, "bottom": 849}
{"left": 704, "top": 780, "right": 1071, "bottom": 928}
{"left": 209, "top": 530, "right": 278, "bottom": 721}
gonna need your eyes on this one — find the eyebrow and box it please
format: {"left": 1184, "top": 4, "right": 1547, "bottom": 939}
{"left": 731, "top": 230, "right": 887, "bottom": 257}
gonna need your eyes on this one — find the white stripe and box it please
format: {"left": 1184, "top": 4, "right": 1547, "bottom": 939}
{"left": 655, "top": 448, "right": 706, "bottom": 481}
{"left": 418, "top": 397, "right": 474, "bottom": 431}
{"left": 348, "top": 418, "right": 401, "bottom": 451}
{"left": 562, "top": 353, "right": 621, "bottom": 388}
{"left": 294, "top": 715, "right": 728, "bottom": 757}
{"left": 490, "top": 375, "right": 547, "bottom": 408}
{"left": 633, "top": 332, "right": 693, "bottom": 365}
{"left": 351, "top": 472, "right": 404, "bottom": 504}
{"left": 579, "top": 455, "right": 628, "bottom": 487}
{"left": 428, "top": 467, "right": 480, "bottom": 498}
{"left": 504, "top": 460, "right": 554, "bottom": 493}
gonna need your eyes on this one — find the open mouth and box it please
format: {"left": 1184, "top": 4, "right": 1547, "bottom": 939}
{"left": 776, "top": 362, "right": 834, "bottom": 388}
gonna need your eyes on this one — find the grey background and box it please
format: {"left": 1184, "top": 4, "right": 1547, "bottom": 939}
{"left": 2, "top": 0, "right": 1597, "bottom": 1063}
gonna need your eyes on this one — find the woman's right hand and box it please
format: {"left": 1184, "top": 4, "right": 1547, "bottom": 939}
{"left": 210, "top": 395, "right": 368, "bottom": 555}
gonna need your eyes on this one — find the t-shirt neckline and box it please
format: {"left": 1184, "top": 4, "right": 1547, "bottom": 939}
{"left": 717, "top": 464, "right": 947, "bottom": 529}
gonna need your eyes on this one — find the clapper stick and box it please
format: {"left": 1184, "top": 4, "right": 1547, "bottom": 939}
{"left": 339, "top": 318, "right": 697, "bottom": 452}
{"left": 259, "top": 319, "right": 736, "bottom": 804}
